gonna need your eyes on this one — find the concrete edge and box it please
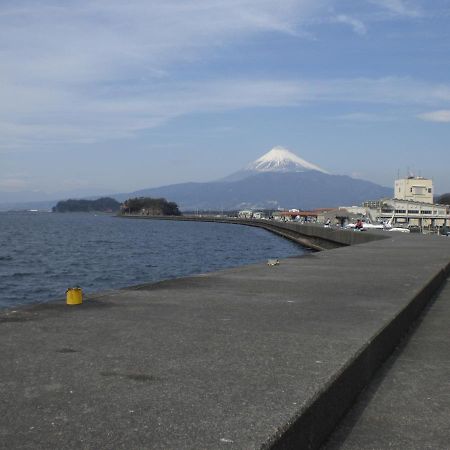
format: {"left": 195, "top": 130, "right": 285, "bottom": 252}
{"left": 263, "top": 262, "right": 450, "bottom": 450}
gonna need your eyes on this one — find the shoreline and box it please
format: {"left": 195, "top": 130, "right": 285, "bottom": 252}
{"left": 118, "top": 214, "right": 387, "bottom": 251}
{"left": 1, "top": 216, "right": 307, "bottom": 312}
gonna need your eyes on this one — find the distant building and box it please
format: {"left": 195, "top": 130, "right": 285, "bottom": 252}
{"left": 394, "top": 176, "right": 433, "bottom": 204}
{"left": 361, "top": 199, "right": 449, "bottom": 228}
{"left": 362, "top": 199, "right": 386, "bottom": 209}
{"left": 318, "top": 207, "right": 362, "bottom": 227}
{"left": 238, "top": 210, "right": 253, "bottom": 219}
{"left": 273, "top": 209, "right": 330, "bottom": 222}
{"left": 319, "top": 175, "right": 449, "bottom": 230}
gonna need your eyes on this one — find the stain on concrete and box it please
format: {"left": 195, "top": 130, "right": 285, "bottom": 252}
{"left": 56, "top": 348, "right": 78, "bottom": 353}
{"left": 100, "top": 371, "right": 161, "bottom": 383}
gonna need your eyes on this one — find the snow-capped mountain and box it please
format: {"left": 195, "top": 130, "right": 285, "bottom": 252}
{"left": 111, "top": 145, "right": 392, "bottom": 210}
{"left": 245, "top": 146, "right": 329, "bottom": 174}
{"left": 12, "top": 145, "right": 390, "bottom": 212}
{"left": 223, "top": 146, "right": 328, "bottom": 182}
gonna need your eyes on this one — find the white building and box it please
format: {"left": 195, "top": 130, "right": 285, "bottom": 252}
{"left": 362, "top": 199, "right": 449, "bottom": 228}
{"left": 394, "top": 176, "right": 433, "bottom": 204}
{"left": 238, "top": 210, "right": 253, "bottom": 219}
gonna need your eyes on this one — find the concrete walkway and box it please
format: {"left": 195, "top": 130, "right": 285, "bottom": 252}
{"left": 323, "top": 277, "right": 450, "bottom": 450}
{"left": 1, "top": 226, "right": 450, "bottom": 449}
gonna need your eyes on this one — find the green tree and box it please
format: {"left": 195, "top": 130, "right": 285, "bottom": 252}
{"left": 53, "top": 197, "right": 121, "bottom": 213}
{"left": 120, "top": 197, "right": 181, "bottom": 216}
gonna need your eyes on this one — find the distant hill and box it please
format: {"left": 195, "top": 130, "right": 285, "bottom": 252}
{"left": 111, "top": 146, "right": 391, "bottom": 210}
{"left": 116, "top": 170, "right": 392, "bottom": 211}
{"left": 1, "top": 146, "right": 393, "bottom": 212}
{"left": 53, "top": 197, "right": 121, "bottom": 213}
{"left": 437, "top": 193, "right": 450, "bottom": 205}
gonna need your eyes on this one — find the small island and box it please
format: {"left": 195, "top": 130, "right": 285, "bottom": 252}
{"left": 52, "top": 196, "right": 181, "bottom": 216}
{"left": 52, "top": 197, "right": 121, "bottom": 213}
{"left": 120, "top": 197, "right": 181, "bottom": 216}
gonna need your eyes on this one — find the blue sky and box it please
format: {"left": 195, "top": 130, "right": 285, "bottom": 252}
{"left": 1, "top": 0, "right": 450, "bottom": 201}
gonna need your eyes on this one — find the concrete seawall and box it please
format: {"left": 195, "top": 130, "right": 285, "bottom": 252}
{"left": 1, "top": 219, "right": 450, "bottom": 449}
{"left": 120, "top": 215, "right": 386, "bottom": 251}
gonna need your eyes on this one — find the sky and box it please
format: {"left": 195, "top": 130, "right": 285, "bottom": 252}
{"left": 1, "top": 0, "right": 450, "bottom": 201}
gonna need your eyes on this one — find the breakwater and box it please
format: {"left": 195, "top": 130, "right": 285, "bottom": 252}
{"left": 1, "top": 220, "right": 450, "bottom": 449}
{"left": 120, "top": 215, "right": 387, "bottom": 251}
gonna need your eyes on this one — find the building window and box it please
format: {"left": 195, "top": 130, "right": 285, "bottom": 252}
{"left": 428, "top": 188, "right": 432, "bottom": 193}
{"left": 412, "top": 186, "right": 427, "bottom": 195}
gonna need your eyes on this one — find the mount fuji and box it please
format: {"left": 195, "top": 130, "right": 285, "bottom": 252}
{"left": 114, "top": 146, "right": 392, "bottom": 211}
{"left": 222, "top": 146, "right": 329, "bottom": 182}
{"left": 247, "top": 146, "right": 328, "bottom": 174}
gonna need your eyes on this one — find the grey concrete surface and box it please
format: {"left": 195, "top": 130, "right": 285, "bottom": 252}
{"left": 1, "top": 226, "right": 450, "bottom": 449}
{"left": 322, "top": 277, "right": 450, "bottom": 450}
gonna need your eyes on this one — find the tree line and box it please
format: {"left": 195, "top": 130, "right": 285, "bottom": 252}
{"left": 53, "top": 196, "right": 181, "bottom": 215}
{"left": 53, "top": 197, "right": 121, "bottom": 213}
{"left": 120, "top": 197, "right": 181, "bottom": 216}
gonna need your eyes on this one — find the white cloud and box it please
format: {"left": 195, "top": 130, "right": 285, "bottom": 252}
{"left": 311, "top": 77, "right": 450, "bottom": 105}
{"left": 334, "top": 14, "right": 367, "bottom": 35}
{"left": 0, "top": 0, "right": 324, "bottom": 148}
{"left": 0, "top": 0, "right": 314, "bottom": 85}
{"left": 0, "top": 1, "right": 442, "bottom": 149}
{"left": 417, "top": 110, "right": 450, "bottom": 123}
{"left": 1, "top": 76, "right": 450, "bottom": 149}
{"left": 334, "top": 112, "right": 395, "bottom": 122}
{"left": 369, "top": 0, "right": 421, "bottom": 17}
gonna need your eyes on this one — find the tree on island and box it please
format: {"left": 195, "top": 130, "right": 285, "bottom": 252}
{"left": 121, "top": 197, "right": 181, "bottom": 216}
{"left": 53, "top": 197, "right": 121, "bottom": 213}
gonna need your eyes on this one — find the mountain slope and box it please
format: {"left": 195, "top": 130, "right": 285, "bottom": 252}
{"left": 116, "top": 147, "right": 391, "bottom": 210}
{"left": 119, "top": 171, "right": 392, "bottom": 211}
{"left": 1, "top": 146, "right": 392, "bottom": 212}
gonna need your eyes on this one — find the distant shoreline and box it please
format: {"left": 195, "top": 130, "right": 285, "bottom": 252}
{"left": 118, "top": 214, "right": 384, "bottom": 251}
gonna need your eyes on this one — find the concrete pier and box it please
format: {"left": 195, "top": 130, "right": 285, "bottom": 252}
{"left": 323, "top": 276, "right": 450, "bottom": 449}
{"left": 1, "top": 221, "right": 450, "bottom": 449}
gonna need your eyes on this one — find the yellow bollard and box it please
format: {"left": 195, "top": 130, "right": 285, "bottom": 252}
{"left": 66, "top": 287, "right": 83, "bottom": 305}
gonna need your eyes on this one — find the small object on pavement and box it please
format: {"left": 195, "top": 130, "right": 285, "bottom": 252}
{"left": 267, "top": 258, "right": 280, "bottom": 266}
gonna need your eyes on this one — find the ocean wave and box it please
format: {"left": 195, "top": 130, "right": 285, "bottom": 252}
{"left": 12, "top": 272, "right": 33, "bottom": 278}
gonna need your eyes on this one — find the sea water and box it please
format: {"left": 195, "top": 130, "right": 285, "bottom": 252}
{"left": 0, "top": 212, "right": 308, "bottom": 309}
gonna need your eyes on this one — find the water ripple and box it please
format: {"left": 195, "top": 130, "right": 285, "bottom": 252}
{"left": 0, "top": 212, "right": 308, "bottom": 308}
